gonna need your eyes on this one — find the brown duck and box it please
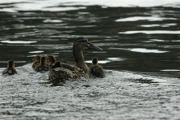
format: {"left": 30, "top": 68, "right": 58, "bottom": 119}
{"left": 2, "top": 60, "right": 17, "bottom": 75}
{"left": 90, "top": 57, "right": 105, "bottom": 78}
{"left": 48, "top": 37, "right": 102, "bottom": 85}
{"left": 32, "top": 55, "right": 41, "bottom": 72}
{"left": 32, "top": 56, "right": 49, "bottom": 72}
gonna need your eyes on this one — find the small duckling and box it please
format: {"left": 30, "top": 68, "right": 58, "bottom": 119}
{"left": 46, "top": 55, "right": 61, "bottom": 69}
{"left": 32, "top": 56, "right": 49, "bottom": 72}
{"left": 2, "top": 60, "right": 17, "bottom": 75}
{"left": 46, "top": 56, "right": 64, "bottom": 85}
{"left": 46, "top": 55, "right": 77, "bottom": 71}
{"left": 90, "top": 57, "right": 105, "bottom": 78}
{"left": 39, "top": 56, "right": 49, "bottom": 71}
{"left": 32, "top": 55, "right": 41, "bottom": 72}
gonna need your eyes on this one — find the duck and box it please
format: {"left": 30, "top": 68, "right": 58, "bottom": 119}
{"left": 47, "top": 55, "right": 84, "bottom": 85}
{"left": 89, "top": 57, "right": 105, "bottom": 78}
{"left": 48, "top": 37, "right": 102, "bottom": 85}
{"left": 32, "top": 56, "right": 49, "bottom": 72}
{"left": 32, "top": 55, "right": 41, "bottom": 72}
{"left": 46, "top": 55, "right": 61, "bottom": 69}
{"left": 2, "top": 60, "right": 17, "bottom": 75}
{"left": 47, "top": 55, "right": 85, "bottom": 86}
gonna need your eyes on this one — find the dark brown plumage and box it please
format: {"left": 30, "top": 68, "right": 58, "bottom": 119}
{"left": 32, "top": 56, "right": 41, "bottom": 72}
{"left": 90, "top": 58, "right": 105, "bottom": 78}
{"left": 32, "top": 56, "right": 49, "bottom": 72}
{"left": 48, "top": 37, "right": 103, "bottom": 85}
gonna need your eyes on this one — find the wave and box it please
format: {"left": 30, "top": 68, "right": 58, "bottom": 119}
{"left": 0, "top": 0, "right": 180, "bottom": 12}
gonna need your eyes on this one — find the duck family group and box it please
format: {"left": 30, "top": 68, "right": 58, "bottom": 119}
{"left": 2, "top": 37, "right": 105, "bottom": 86}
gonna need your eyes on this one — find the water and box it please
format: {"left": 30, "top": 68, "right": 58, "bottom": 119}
{"left": 0, "top": 0, "right": 180, "bottom": 119}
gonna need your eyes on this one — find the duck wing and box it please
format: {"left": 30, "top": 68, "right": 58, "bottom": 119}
{"left": 61, "top": 62, "right": 90, "bottom": 78}
{"left": 48, "top": 67, "right": 81, "bottom": 86}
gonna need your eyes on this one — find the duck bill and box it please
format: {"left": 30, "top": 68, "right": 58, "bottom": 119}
{"left": 90, "top": 43, "right": 103, "bottom": 51}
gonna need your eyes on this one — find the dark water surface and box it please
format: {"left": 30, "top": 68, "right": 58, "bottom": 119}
{"left": 0, "top": 0, "right": 180, "bottom": 120}
{"left": 0, "top": 1, "right": 180, "bottom": 74}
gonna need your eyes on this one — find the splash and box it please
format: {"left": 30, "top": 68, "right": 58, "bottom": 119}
{"left": 0, "top": 64, "right": 180, "bottom": 119}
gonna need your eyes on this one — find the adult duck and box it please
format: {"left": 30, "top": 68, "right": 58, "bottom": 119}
{"left": 49, "top": 37, "right": 102, "bottom": 85}
{"left": 2, "top": 60, "right": 17, "bottom": 75}
{"left": 90, "top": 57, "right": 105, "bottom": 78}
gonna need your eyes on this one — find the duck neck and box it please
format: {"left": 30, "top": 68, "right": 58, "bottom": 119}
{"left": 73, "top": 48, "right": 89, "bottom": 73}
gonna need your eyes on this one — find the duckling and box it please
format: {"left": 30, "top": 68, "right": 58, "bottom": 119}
{"left": 47, "top": 55, "right": 82, "bottom": 71}
{"left": 32, "top": 56, "right": 49, "bottom": 72}
{"left": 32, "top": 55, "right": 41, "bottom": 72}
{"left": 90, "top": 57, "right": 105, "bottom": 78}
{"left": 39, "top": 56, "right": 49, "bottom": 71}
{"left": 48, "top": 37, "right": 102, "bottom": 85}
{"left": 46, "top": 55, "right": 61, "bottom": 69}
{"left": 2, "top": 60, "right": 17, "bottom": 75}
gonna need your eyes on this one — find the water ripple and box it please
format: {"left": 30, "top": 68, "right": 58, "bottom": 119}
{"left": 130, "top": 48, "right": 168, "bottom": 53}
{"left": 140, "top": 23, "right": 177, "bottom": 28}
{"left": 115, "top": 16, "right": 176, "bottom": 22}
{"left": 119, "top": 30, "right": 180, "bottom": 34}
{"left": 28, "top": 51, "right": 44, "bottom": 54}
{"left": 1, "top": 0, "right": 180, "bottom": 12}
{"left": 43, "top": 19, "right": 63, "bottom": 23}
{"left": 1, "top": 40, "right": 37, "bottom": 44}
{"left": 86, "top": 60, "right": 110, "bottom": 64}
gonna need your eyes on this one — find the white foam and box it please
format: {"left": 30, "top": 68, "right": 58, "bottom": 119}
{"left": 0, "top": 64, "right": 180, "bottom": 119}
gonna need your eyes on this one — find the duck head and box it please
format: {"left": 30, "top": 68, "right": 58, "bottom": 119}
{"left": 7, "top": 60, "right": 15, "bottom": 68}
{"left": 92, "top": 57, "right": 98, "bottom": 65}
{"left": 73, "top": 37, "right": 102, "bottom": 52}
{"left": 46, "top": 55, "right": 56, "bottom": 66}
{"left": 33, "top": 56, "right": 41, "bottom": 63}
{"left": 41, "top": 56, "right": 47, "bottom": 65}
